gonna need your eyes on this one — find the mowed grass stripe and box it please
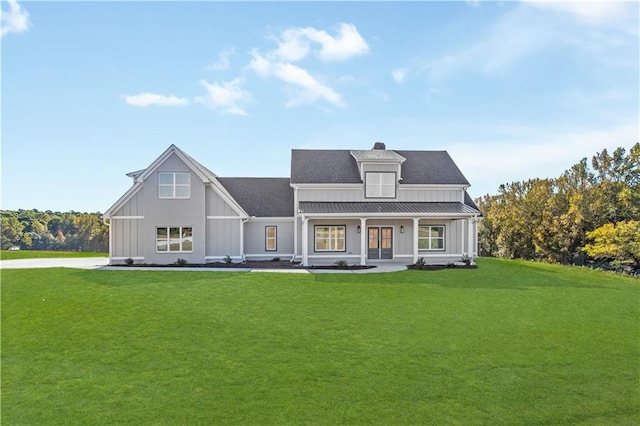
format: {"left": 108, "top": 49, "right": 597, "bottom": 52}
{"left": 2, "top": 259, "right": 638, "bottom": 424}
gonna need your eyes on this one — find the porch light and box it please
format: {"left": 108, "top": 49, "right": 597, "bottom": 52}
{"left": 357, "top": 225, "right": 361, "bottom": 233}
{"left": 400, "top": 225, "right": 404, "bottom": 233}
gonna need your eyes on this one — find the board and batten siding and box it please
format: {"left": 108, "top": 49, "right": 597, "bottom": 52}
{"left": 111, "top": 217, "right": 144, "bottom": 259}
{"left": 296, "top": 187, "right": 463, "bottom": 203}
{"left": 205, "top": 186, "right": 240, "bottom": 217}
{"left": 244, "top": 220, "right": 294, "bottom": 259}
{"left": 206, "top": 219, "right": 241, "bottom": 259}
{"left": 113, "top": 190, "right": 144, "bottom": 217}
{"left": 141, "top": 153, "right": 207, "bottom": 264}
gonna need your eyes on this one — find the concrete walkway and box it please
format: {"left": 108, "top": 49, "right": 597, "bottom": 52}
{"left": 0, "top": 258, "right": 406, "bottom": 273}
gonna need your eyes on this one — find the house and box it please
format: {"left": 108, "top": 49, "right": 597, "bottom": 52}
{"left": 103, "top": 143, "right": 480, "bottom": 266}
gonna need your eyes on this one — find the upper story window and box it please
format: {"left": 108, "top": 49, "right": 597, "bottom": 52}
{"left": 365, "top": 172, "right": 396, "bottom": 198}
{"left": 158, "top": 172, "right": 190, "bottom": 199}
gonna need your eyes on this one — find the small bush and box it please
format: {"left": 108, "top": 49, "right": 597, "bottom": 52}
{"left": 446, "top": 262, "right": 456, "bottom": 268}
{"left": 461, "top": 253, "right": 472, "bottom": 266}
{"left": 125, "top": 257, "right": 134, "bottom": 267}
{"left": 334, "top": 260, "right": 349, "bottom": 269}
{"left": 175, "top": 258, "right": 188, "bottom": 266}
{"left": 271, "top": 257, "right": 281, "bottom": 262}
{"left": 223, "top": 255, "right": 233, "bottom": 265}
{"left": 415, "top": 257, "right": 426, "bottom": 270}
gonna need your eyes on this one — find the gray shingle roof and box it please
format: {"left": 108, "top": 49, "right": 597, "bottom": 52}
{"left": 350, "top": 150, "right": 406, "bottom": 162}
{"left": 291, "top": 149, "right": 469, "bottom": 185}
{"left": 217, "top": 178, "right": 293, "bottom": 217}
{"left": 299, "top": 202, "right": 480, "bottom": 215}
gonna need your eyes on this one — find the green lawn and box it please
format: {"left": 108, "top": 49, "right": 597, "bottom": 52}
{"left": 2, "top": 258, "right": 638, "bottom": 424}
{"left": 0, "top": 250, "right": 107, "bottom": 260}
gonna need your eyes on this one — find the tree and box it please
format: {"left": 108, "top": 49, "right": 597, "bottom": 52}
{"left": 583, "top": 221, "right": 640, "bottom": 270}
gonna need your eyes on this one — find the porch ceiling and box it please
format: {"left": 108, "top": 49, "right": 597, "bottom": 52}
{"left": 299, "top": 201, "right": 480, "bottom": 215}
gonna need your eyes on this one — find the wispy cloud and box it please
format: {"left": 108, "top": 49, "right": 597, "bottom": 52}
{"left": 247, "top": 23, "right": 366, "bottom": 108}
{"left": 465, "top": 0, "right": 481, "bottom": 8}
{"left": 272, "top": 23, "right": 369, "bottom": 62}
{"left": 197, "top": 78, "right": 250, "bottom": 116}
{"left": 124, "top": 93, "right": 189, "bottom": 107}
{"left": 208, "top": 47, "right": 235, "bottom": 71}
{"left": 249, "top": 50, "right": 344, "bottom": 108}
{"left": 1, "top": 0, "right": 29, "bottom": 37}
{"left": 391, "top": 68, "right": 408, "bottom": 84}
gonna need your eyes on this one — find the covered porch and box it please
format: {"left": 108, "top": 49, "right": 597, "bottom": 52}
{"left": 296, "top": 202, "right": 480, "bottom": 267}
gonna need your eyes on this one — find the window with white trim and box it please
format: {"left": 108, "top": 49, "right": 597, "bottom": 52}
{"left": 158, "top": 172, "right": 190, "bottom": 199}
{"left": 265, "top": 226, "right": 277, "bottom": 251}
{"left": 418, "top": 225, "right": 445, "bottom": 251}
{"left": 156, "top": 227, "right": 193, "bottom": 252}
{"left": 314, "top": 225, "right": 346, "bottom": 252}
{"left": 365, "top": 172, "right": 396, "bottom": 198}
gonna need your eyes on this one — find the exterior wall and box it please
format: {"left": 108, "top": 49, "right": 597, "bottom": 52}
{"left": 362, "top": 163, "right": 398, "bottom": 173}
{"left": 205, "top": 218, "right": 242, "bottom": 261}
{"left": 297, "top": 186, "right": 463, "bottom": 203}
{"left": 141, "top": 153, "right": 207, "bottom": 264}
{"left": 113, "top": 190, "right": 144, "bottom": 216}
{"left": 244, "top": 219, "right": 294, "bottom": 260}
{"left": 205, "top": 186, "right": 239, "bottom": 217}
{"left": 110, "top": 217, "right": 144, "bottom": 261}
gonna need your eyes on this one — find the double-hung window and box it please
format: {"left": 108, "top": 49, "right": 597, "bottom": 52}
{"left": 156, "top": 227, "right": 193, "bottom": 252}
{"left": 158, "top": 172, "right": 190, "bottom": 199}
{"left": 265, "top": 226, "right": 277, "bottom": 251}
{"left": 365, "top": 172, "right": 396, "bottom": 198}
{"left": 418, "top": 225, "right": 445, "bottom": 251}
{"left": 314, "top": 225, "right": 346, "bottom": 252}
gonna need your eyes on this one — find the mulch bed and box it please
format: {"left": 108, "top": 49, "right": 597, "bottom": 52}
{"left": 407, "top": 264, "right": 478, "bottom": 270}
{"left": 120, "top": 260, "right": 375, "bottom": 270}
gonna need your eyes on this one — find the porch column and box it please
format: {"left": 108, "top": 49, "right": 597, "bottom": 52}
{"left": 412, "top": 218, "right": 420, "bottom": 264}
{"left": 360, "top": 218, "right": 367, "bottom": 266}
{"left": 467, "top": 217, "right": 473, "bottom": 260}
{"left": 239, "top": 218, "right": 245, "bottom": 261}
{"left": 301, "top": 217, "right": 309, "bottom": 266}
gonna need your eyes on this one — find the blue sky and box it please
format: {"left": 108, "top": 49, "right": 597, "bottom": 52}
{"left": 2, "top": 0, "right": 638, "bottom": 213}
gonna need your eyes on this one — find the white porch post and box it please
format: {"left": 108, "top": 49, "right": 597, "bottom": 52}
{"left": 467, "top": 217, "right": 473, "bottom": 260}
{"left": 239, "top": 218, "right": 245, "bottom": 261}
{"left": 360, "top": 218, "right": 367, "bottom": 266}
{"left": 412, "top": 217, "right": 420, "bottom": 264}
{"left": 302, "top": 217, "right": 309, "bottom": 266}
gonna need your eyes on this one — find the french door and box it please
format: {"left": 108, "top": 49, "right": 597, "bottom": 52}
{"left": 368, "top": 227, "right": 393, "bottom": 260}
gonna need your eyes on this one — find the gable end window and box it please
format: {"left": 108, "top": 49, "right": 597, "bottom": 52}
{"left": 418, "top": 225, "right": 445, "bottom": 251}
{"left": 158, "top": 172, "right": 190, "bottom": 199}
{"left": 365, "top": 172, "right": 396, "bottom": 198}
{"left": 265, "top": 226, "right": 277, "bottom": 251}
{"left": 315, "top": 225, "right": 346, "bottom": 252}
{"left": 156, "top": 226, "right": 193, "bottom": 252}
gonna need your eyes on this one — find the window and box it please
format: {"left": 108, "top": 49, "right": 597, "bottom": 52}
{"left": 418, "top": 225, "right": 445, "bottom": 251}
{"left": 156, "top": 227, "right": 193, "bottom": 252}
{"left": 315, "top": 225, "right": 346, "bottom": 252}
{"left": 265, "top": 226, "right": 277, "bottom": 251}
{"left": 158, "top": 172, "right": 190, "bottom": 199}
{"left": 365, "top": 172, "right": 396, "bottom": 198}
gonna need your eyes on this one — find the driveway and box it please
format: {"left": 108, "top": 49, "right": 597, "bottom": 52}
{"left": 0, "top": 257, "right": 110, "bottom": 270}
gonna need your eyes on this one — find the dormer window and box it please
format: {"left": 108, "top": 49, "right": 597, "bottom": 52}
{"left": 365, "top": 172, "right": 396, "bottom": 198}
{"left": 158, "top": 172, "right": 190, "bottom": 199}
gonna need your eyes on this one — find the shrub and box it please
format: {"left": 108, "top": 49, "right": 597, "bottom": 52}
{"left": 415, "top": 257, "right": 426, "bottom": 270}
{"left": 175, "top": 258, "right": 188, "bottom": 266}
{"left": 461, "top": 253, "right": 472, "bottom": 266}
{"left": 271, "top": 257, "right": 281, "bottom": 262}
{"left": 223, "top": 255, "right": 233, "bottom": 265}
{"left": 334, "top": 260, "right": 349, "bottom": 269}
{"left": 125, "top": 257, "right": 134, "bottom": 267}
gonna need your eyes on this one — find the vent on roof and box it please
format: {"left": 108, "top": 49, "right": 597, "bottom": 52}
{"left": 372, "top": 142, "right": 386, "bottom": 150}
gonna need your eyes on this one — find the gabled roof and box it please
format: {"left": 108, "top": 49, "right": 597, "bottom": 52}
{"left": 291, "top": 149, "right": 470, "bottom": 185}
{"left": 350, "top": 149, "right": 406, "bottom": 163}
{"left": 218, "top": 178, "right": 293, "bottom": 217}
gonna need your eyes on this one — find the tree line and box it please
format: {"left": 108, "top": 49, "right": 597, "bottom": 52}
{"left": 1, "top": 209, "right": 108, "bottom": 252}
{"left": 475, "top": 143, "right": 639, "bottom": 275}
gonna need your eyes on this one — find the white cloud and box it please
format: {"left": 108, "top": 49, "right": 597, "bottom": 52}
{"left": 524, "top": 0, "right": 639, "bottom": 35}
{"left": 1, "top": 0, "right": 29, "bottom": 37}
{"left": 197, "top": 78, "right": 250, "bottom": 116}
{"left": 248, "top": 51, "right": 344, "bottom": 108}
{"left": 125, "top": 92, "right": 189, "bottom": 107}
{"left": 465, "top": 0, "right": 481, "bottom": 7}
{"left": 391, "top": 68, "right": 408, "bottom": 84}
{"left": 271, "top": 23, "right": 369, "bottom": 62}
{"left": 208, "top": 48, "right": 235, "bottom": 71}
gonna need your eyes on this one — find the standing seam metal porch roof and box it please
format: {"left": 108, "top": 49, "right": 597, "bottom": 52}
{"left": 298, "top": 202, "right": 480, "bottom": 215}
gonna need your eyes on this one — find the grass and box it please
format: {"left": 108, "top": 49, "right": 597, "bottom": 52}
{"left": 0, "top": 250, "right": 107, "bottom": 260}
{"left": 2, "top": 258, "right": 639, "bottom": 424}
